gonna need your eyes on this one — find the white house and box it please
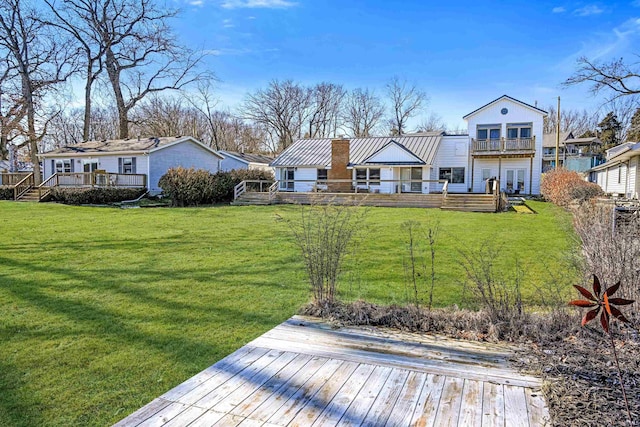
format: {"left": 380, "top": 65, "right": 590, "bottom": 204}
{"left": 589, "top": 142, "right": 640, "bottom": 198}
{"left": 271, "top": 95, "right": 547, "bottom": 195}
{"left": 39, "top": 136, "right": 224, "bottom": 194}
{"left": 219, "top": 151, "right": 274, "bottom": 174}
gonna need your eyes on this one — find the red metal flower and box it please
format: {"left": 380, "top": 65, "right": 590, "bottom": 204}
{"left": 569, "top": 274, "right": 634, "bottom": 333}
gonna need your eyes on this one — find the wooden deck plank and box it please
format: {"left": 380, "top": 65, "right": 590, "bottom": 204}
{"left": 212, "top": 413, "right": 246, "bottom": 426}
{"left": 310, "top": 363, "right": 375, "bottom": 426}
{"left": 178, "top": 347, "right": 270, "bottom": 406}
{"left": 409, "top": 374, "right": 446, "bottom": 427}
{"left": 214, "top": 351, "right": 299, "bottom": 414}
{"left": 283, "top": 361, "right": 359, "bottom": 426}
{"left": 230, "top": 354, "right": 314, "bottom": 418}
{"left": 250, "top": 334, "right": 538, "bottom": 388}
{"left": 184, "top": 410, "right": 226, "bottom": 427}
{"left": 431, "top": 376, "right": 464, "bottom": 427}
{"left": 385, "top": 371, "right": 428, "bottom": 426}
{"left": 503, "top": 384, "right": 529, "bottom": 427}
{"left": 457, "top": 379, "right": 484, "bottom": 426}
{"left": 136, "top": 402, "right": 190, "bottom": 427}
{"left": 245, "top": 357, "right": 331, "bottom": 423}
{"left": 359, "top": 368, "right": 410, "bottom": 427}
{"left": 525, "top": 387, "right": 550, "bottom": 427}
{"left": 161, "top": 406, "right": 207, "bottom": 427}
{"left": 160, "top": 346, "right": 257, "bottom": 401}
{"left": 113, "top": 398, "right": 172, "bottom": 427}
{"left": 481, "top": 382, "right": 505, "bottom": 427}
{"left": 336, "top": 365, "right": 392, "bottom": 427}
{"left": 192, "top": 349, "right": 284, "bottom": 409}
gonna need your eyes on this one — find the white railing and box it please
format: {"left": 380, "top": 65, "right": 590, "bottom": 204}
{"left": 442, "top": 180, "right": 449, "bottom": 198}
{"left": 472, "top": 137, "right": 535, "bottom": 153}
{"left": 268, "top": 181, "right": 279, "bottom": 203}
{"left": 233, "top": 181, "right": 247, "bottom": 200}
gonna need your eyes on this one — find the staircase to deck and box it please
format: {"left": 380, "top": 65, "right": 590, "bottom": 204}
{"left": 16, "top": 188, "right": 41, "bottom": 202}
{"left": 441, "top": 194, "right": 497, "bottom": 212}
{"left": 231, "top": 192, "right": 272, "bottom": 205}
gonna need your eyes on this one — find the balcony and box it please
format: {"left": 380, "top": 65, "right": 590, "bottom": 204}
{"left": 471, "top": 137, "right": 536, "bottom": 156}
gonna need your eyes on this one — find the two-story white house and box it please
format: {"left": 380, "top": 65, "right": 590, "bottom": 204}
{"left": 270, "top": 95, "right": 547, "bottom": 195}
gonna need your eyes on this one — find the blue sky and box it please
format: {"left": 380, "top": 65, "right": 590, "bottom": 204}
{"left": 173, "top": 0, "right": 640, "bottom": 130}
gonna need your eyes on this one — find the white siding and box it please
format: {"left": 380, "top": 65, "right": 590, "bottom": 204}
{"left": 366, "top": 143, "right": 421, "bottom": 163}
{"left": 465, "top": 97, "right": 545, "bottom": 194}
{"left": 432, "top": 135, "right": 469, "bottom": 193}
{"left": 379, "top": 167, "right": 394, "bottom": 193}
{"left": 220, "top": 156, "right": 247, "bottom": 172}
{"left": 294, "top": 167, "right": 316, "bottom": 192}
{"left": 149, "top": 141, "right": 221, "bottom": 193}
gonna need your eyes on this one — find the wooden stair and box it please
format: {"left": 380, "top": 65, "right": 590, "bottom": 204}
{"left": 441, "top": 194, "right": 497, "bottom": 212}
{"left": 277, "top": 192, "right": 443, "bottom": 208}
{"left": 16, "top": 188, "right": 40, "bottom": 202}
{"left": 231, "top": 192, "right": 272, "bottom": 206}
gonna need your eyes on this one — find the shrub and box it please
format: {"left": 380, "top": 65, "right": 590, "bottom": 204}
{"left": 159, "top": 167, "right": 274, "bottom": 207}
{"left": 541, "top": 168, "right": 603, "bottom": 206}
{"left": 158, "top": 167, "right": 216, "bottom": 207}
{"left": 0, "top": 187, "right": 13, "bottom": 200}
{"left": 50, "top": 188, "right": 146, "bottom": 205}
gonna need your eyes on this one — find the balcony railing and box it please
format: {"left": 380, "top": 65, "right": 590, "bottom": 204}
{"left": 472, "top": 137, "right": 535, "bottom": 153}
{"left": 56, "top": 172, "right": 147, "bottom": 188}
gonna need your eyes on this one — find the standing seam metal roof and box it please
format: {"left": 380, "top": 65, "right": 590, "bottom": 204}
{"left": 270, "top": 134, "right": 444, "bottom": 168}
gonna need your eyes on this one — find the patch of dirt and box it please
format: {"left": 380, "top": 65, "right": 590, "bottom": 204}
{"left": 300, "top": 301, "right": 640, "bottom": 426}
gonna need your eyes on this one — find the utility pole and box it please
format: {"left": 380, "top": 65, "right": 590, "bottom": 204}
{"left": 555, "top": 96, "right": 560, "bottom": 169}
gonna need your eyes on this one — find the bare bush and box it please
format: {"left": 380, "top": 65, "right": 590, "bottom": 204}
{"left": 572, "top": 201, "right": 640, "bottom": 304}
{"left": 541, "top": 168, "right": 603, "bottom": 207}
{"left": 279, "top": 199, "right": 368, "bottom": 304}
{"left": 401, "top": 219, "right": 439, "bottom": 309}
{"left": 458, "top": 242, "right": 525, "bottom": 323}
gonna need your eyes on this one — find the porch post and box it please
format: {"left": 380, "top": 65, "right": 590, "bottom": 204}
{"left": 470, "top": 157, "right": 475, "bottom": 192}
{"left": 529, "top": 157, "right": 533, "bottom": 195}
{"left": 498, "top": 157, "right": 502, "bottom": 189}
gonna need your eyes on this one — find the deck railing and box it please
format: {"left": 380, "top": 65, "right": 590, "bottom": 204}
{"left": 472, "top": 137, "right": 535, "bottom": 153}
{"left": 56, "top": 172, "right": 147, "bottom": 188}
{"left": 239, "top": 179, "right": 449, "bottom": 195}
{"left": 13, "top": 173, "right": 34, "bottom": 200}
{"left": 1, "top": 172, "right": 31, "bottom": 186}
{"left": 38, "top": 173, "right": 59, "bottom": 201}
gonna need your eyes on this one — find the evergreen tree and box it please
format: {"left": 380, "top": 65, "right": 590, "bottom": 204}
{"left": 597, "top": 111, "right": 622, "bottom": 149}
{"left": 627, "top": 108, "right": 640, "bottom": 142}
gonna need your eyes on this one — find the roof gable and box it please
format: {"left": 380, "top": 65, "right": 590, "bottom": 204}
{"left": 361, "top": 140, "right": 425, "bottom": 165}
{"left": 463, "top": 95, "right": 548, "bottom": 120}
{"left": 219, "top": 151, "right": 274, "bottom": 165}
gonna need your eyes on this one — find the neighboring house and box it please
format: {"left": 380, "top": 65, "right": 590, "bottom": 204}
{"left": 271, "top": 95, "right": 547, "bottom": 195}
{"left": 219, "top": 151, "right": 274, "bottom": 174}
{"left": 542, "top": 132, "right": 603, "bottom": 172}
{"left": 39, "top": 136, "right": 224, "bottom": 194}
{"left": 589, "top": 142, "right": 640, "bottom": 198}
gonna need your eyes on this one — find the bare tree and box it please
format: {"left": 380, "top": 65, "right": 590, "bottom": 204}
{"left": 564, "top": 56, "right": 640, "bottom": 101}
{"left": 385, "top": 76, "right": 428, "bottom": 136}
{"left": 307, "top": 82, "right": 345, "bottom": 138}
{"left": 543, "top": 105, "right": 598, "bottom": 136}
{"left": 0, "top": 0, "right": 76, "bottom": 182}
{"left": 0, "top": 57, "right": 25, "bottom": 159}
{"left": 58, "top": 0, "right": 207, "bottom": 139}
{"left": 130, "top": 95, "right": 197, "bottom": 138}
{"left": 342, "top": 87, "right": 385, "bottom": 137}
{"left": 416, "top": 112, "right": 446, "bottom": 132}
{"left": 242, "top": 79, "right": 310, "bottom": 151}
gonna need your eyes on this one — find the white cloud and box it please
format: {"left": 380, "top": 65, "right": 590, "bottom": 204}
{"left": 552, "top": 6, "right": 566, "bottom": 13}
{"left": 247, "top": 16, "right": 257, "bottom": 19}
{"left": 573, "top": 4, "right": 604, "bottom": 16}
{"left": 221, "top": 0, "right": 297, "bottom": 9}
{"left": 189, "top": 0, "right": 204, "bottom": 5}
{"left": 223, "top": 18, "right": 235, "bottom": 28}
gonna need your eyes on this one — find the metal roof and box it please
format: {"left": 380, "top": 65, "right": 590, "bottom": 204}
{"left": 270, "top": 134, "right": 444, "bottom": 168}
{"left": 219, "top": 151, "right": 274, "bottom": 165}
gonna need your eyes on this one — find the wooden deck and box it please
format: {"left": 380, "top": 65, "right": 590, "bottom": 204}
{"left": 114, "top": 316, "right": 549, "bottom": 426}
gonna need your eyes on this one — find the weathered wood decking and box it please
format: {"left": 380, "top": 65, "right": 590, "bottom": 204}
{"left": 115, "top": 316, "right": 549, "bottom": 426}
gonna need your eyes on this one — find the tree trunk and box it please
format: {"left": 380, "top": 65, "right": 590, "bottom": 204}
{"left": 105, "top": 48, "right": 128, "bottom": 139}
{"left": 83, "top": 61, "right": 93, "bottom": 141}
{"left": 23, "top": 79, "right": 41, "bottom": 184}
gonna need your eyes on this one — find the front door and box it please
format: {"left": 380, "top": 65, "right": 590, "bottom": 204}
{"left": 83, "top": 160, "right": 99, "bottom": 185}
{"left": 400, "top": 167, "right": 422, "bottom": 193}
{"left": 505, "top": 169, "right": 526, "bottom": 194}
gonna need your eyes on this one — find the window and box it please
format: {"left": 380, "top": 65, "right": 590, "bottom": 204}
{"left": 118, "top": 157, "right": 136, "bottom": 174}
{"left": 507, "top": 123, "right": 532, "bottom": 139}
{"left": 355, "top": 168, "right": 367, "bottom": 185}
{"left": 507, "top": 128, "right": 518, "bottom": 139}
{"left": 618, "top": 164, "right": 622, "bottom": 184}
{"left": 355, "top": 168, "right": 381, "bottom": 186}
{"left": 439, "top": 167, "right": 465, "bottom": 184}
{"left": 477, "top": 125, "right": 500, "bottom": 140}
{"left": 369, "top": 168, "right": 380, "bottom": 185}
{"left": 55, "top": 159, "right": 72, "bottom": 173}
{"left": 477, "top": 129, "right": 488, "bottom": 140}
{"left": 317, "top": 168, "right": 328, "bottom": 182}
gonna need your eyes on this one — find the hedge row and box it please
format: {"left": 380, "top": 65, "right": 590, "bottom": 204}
{"left": 50, "top": 188, "right": 146, "bottom": 205}
{"left": 0, "top": 187, "right": 14, "bottom": 200}
{"left": 159, "top": 168, "right": 273, "bottom": 207}
{"left": 540, "top": 168, "right": 603, "bottom": 207}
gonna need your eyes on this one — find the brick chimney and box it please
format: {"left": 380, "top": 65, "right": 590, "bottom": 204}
{"left": 328, "top": 138, "right": 350, "bottom": 192}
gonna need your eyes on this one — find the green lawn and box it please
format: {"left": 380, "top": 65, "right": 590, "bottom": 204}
{"left": 0, "top": 201, "right": 576, "bottom": 426}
